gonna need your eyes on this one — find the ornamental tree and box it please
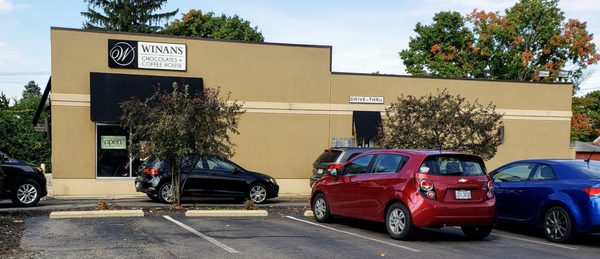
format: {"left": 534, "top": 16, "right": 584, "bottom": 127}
{"left": 399, "top": 11, "right": 481, "bottom": 78}
{"left": 571, "top": 90, "right": 600, "bottom": 141}
{"left": 379, "top": 89, "right": 504, "bottom": 160}
{"left": 120, "top": 83, "right": 244, "bottom": 206}
{"left": 400, "top": 0, "right": 600, "bottom": 90}
{"left": 163, "top": 9, "right": 264, "bottom": 42}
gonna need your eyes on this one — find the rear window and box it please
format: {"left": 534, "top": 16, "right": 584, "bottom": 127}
{"left": 564, "top": 160, "right": 600, "bottom": 179}
{"left": 419, "top": 155, "right": 485, "bottom": 176}
{"left": 314, "top": 150, "right": 342, "bottom": 164}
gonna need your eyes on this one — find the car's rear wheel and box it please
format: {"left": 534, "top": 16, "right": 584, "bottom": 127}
{"left": 461, "top": 226, "right": 493, "bottom": 240}
{"left": 312, "top": 193, "right": 332, "bottom": 223}
{"left": 12, "top": 179, "right": 41, "bottom": 207}
{"left": 146, "top": 193, "right": 159, "bottom": 202}
{"left": 157, "top": 181, "right": 174, "bottom": 204}
{"left": 385, "top": 202, "right": 415, "bottom": 240}
{"left": 543, "top": 206, "right": 574, "bottom": 243}
{"left": 248, "top": 183, "right": 268, "bottom": 204}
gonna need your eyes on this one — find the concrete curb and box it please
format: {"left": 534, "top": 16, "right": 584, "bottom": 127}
{"left": 49, "top": 210, "right": 145, "bottom": 219}
{"left": 186, "top": 210, "right": 268, "bottom": 217}
{"left": 304, "top": 210, "right": 313, "bottom": 217}
{"left": 51, "top": 195, "right": 146, "bottom": 200}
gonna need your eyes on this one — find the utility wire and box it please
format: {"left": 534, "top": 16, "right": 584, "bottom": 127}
{"left": 0, "top": 72, "right": 50, "bottom": 76}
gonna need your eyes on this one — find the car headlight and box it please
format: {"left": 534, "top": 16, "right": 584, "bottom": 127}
{"left": 269, "top": 177, "right": 277, "bottom": 184}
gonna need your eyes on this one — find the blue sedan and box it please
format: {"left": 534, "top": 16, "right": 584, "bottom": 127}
{"left": 490, "top": 159, "right": 600, "bottom": 243}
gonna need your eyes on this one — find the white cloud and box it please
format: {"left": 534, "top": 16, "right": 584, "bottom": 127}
{"left": 0, "top": 41, "right": 34, "bottom": 70}
{"left": 560, "top": 0, "right": 600, "bottom": 12}
{"left": 0, "top": 0, "right": 13, "bottom": 13}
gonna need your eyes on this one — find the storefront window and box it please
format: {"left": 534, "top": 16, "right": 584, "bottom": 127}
{"left": 96, "top": 124, "right": 131, "bottom": 177}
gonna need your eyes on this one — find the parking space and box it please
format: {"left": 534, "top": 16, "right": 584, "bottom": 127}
{"left": 19, "top": 212, "right": 600, "bottom": 258}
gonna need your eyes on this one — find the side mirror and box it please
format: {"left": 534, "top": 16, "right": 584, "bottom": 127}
{"left": 329, "top": 168, "right": 339, "bottom": 177}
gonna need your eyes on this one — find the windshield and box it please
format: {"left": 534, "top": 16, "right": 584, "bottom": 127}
{"left": 563, "top": 160, "right": 600, "bottom": 179}
{"left": 419, "top": 155, "right": 486, "bottom": 176}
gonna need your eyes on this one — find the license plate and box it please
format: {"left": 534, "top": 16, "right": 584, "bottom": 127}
{"left": 455, "top": 190, "right": 471, "bottom": 200}
{"left": 317, "top": 169, "right": 324, "bottom": 174}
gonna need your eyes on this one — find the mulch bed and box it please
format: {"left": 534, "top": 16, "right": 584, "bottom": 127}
{"left": 0, "top": 213, "right": 27, "bottom": 256}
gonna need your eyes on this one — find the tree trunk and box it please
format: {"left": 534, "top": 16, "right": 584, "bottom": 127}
{"left": 169, "top": 156, "right": 181, "bottom": 207}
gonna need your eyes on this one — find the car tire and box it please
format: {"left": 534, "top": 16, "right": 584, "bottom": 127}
{"left": 248, "top": 183, "right": 268, "bottom": 204}
{"left": 157, "top": 181, "right": 174, "bottom": 204}
{"left": 385, "top": 202, "right": 416, "bottom": 240}
{"left": 11, "top": 179, "right": 41, "bottom": 207}
{"left": 146, "top": 193, "right": 160, "bottom": 202}
{"left": 543, "top": 206, "right": 574, "bottom": 243}
{"left": 312, "top": 193, "right": 332, "bottom": 223}
{"left": 461, "top": 226, "right": 493, "bottom": 240}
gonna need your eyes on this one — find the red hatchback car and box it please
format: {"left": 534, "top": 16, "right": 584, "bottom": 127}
{"left": 311, "top": 149, "right": 496, "bottom": 240}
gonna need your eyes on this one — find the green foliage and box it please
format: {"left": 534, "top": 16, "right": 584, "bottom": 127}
{"left": 163, "top": 9, "right": 264, "bottom": 41}
{"left": 399, "top": 12, "right": 478, "bottom": 78}
{"left": 571, "top": 90, "right": 600, "bottom": 141}
{"left": 0, "top": 81, "right": 51, "bottom": 169}
{"left": 22, "top": 81, "right": 41, "bottom": 100}
{"left": 379, "top": 89, "right": 504, "bottom": 160}
{"left": 120, "top": 83, "right": 244, "bottom": 206}
{"left": 81, "top": 0, "right": 178, "bottom": 33}
{"left": 400, "top": 0, "right": 599, "bottom": 89}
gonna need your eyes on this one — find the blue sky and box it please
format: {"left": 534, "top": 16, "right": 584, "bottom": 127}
{"left": 1, "top": 0, "right": 600, "bottom": 100}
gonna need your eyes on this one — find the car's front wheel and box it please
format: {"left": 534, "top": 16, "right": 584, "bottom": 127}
{"left": 461, "top": 226, "right": 493, "bottom": 240}
{"left": 157, "top": 181, "right": 174, "bottom": 204}
{"left": 12, "top": 179, "right": 41, "bottom": 207}
{"left": 385, "top": 202, "right": 416, "bottom": 240}
{"left": 543, "top": 206, "right": 574, "bottom": 243}
{"left": 248, "top": 183, "right": 268, "bottom": 204}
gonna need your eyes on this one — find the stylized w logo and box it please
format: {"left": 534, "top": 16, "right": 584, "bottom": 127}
{"left": 110, "top": 42, "right": 136, "bottom": 66}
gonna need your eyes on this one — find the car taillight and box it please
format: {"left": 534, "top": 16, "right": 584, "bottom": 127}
{"left": 419, "top": 179, "right": 434, "bottom": 191}
{"left": 584, "top": 187, "right": 600, "bottom": 197}
{"left": 487, "top": 181, "right": 494, "bottom": 190}
{"left": 419, "top": 179, "right": 436, "bottom": 200}
{"left": 143, "top": 168, "right": 159, "bottom": 175}
{"left": 486, "top": 181, "right": 495, "bottom": 199}
{"left": 327, "top": 164, "right": 342, "bottom": 171}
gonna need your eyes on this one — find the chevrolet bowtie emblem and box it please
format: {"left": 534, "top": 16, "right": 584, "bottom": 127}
{"left": 458, "top": 179, "right": 467, "bottom": 183}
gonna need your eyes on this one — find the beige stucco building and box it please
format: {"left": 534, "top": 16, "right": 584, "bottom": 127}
{"left": 45, "top": 27, "right": 573, "bottom": 197}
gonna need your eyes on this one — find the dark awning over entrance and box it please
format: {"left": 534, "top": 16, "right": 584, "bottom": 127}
{"left": 90, "top": 72, "right": 203, "bottom": 123}
{"left": 352, "top": 111, "right": 382, "bottom": 140}
{"left": 32, "top": 77, "right": 51, "bottom": 126}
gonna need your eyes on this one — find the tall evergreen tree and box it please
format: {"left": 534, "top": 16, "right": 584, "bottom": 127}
{"left": 22, "top": 81, "right": 40, "bottom": 100}
{"left": 81, "top": 0, "right": 178, "bottom": 33}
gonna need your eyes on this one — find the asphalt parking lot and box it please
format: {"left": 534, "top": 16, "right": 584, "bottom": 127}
{"left": 17, "top": 210, "right": 600, "bottom": 259}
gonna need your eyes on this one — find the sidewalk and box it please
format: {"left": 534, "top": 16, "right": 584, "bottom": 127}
{"left": 0, "top": 195, "right": 311, "bottom": 213}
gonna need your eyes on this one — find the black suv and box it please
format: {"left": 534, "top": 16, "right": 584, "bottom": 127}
{"left": 0, "top": 151, "right": 47, "bottom": 207}
{"left": 310, "top": 147, "right": 377, "bottom": 186}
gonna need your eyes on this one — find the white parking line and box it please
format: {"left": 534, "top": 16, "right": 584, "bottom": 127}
{"left": 492, "top": 233, "right": 578, "bottom": 251}
{"left": 163, "top": 215, "right": 240, "bottom": 254}
{"left": 285, "top": 216, "right": 420, "bottom": 252}
{"left": 451, "top": 226, "right": 578, "bottom": 251}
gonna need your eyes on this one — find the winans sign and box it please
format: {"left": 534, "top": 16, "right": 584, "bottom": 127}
{"left": 108, "top": 39, "right": 187, "bottom": 71}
